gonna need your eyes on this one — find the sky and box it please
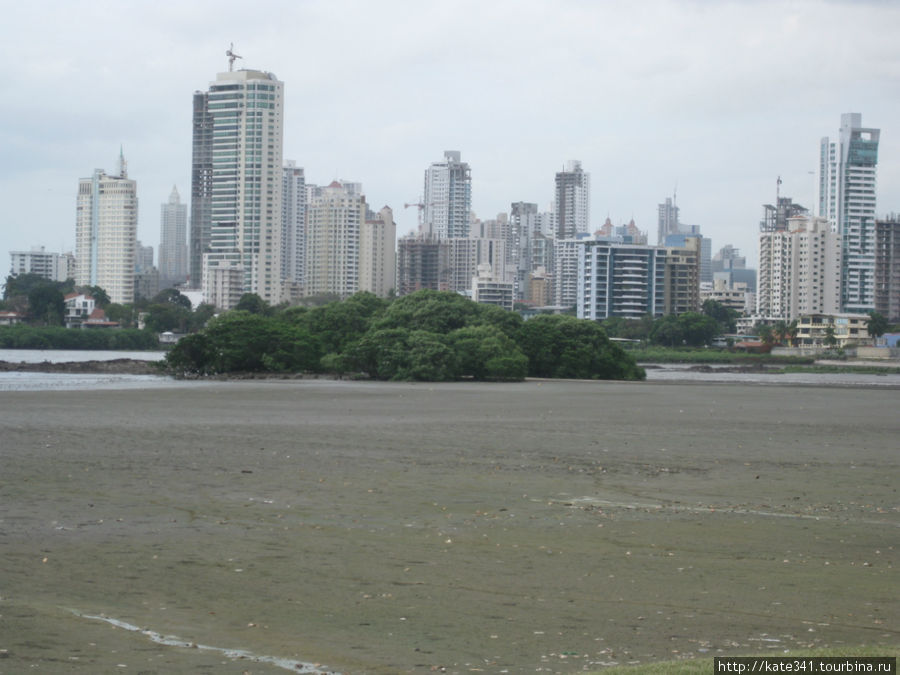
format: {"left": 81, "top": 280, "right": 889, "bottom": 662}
{"left": 2, "top": 0, "right": 899, "bottom": 272}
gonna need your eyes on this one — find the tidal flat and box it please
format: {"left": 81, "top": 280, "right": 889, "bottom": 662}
{"left": 0, "top": 380, "right": 897, "bottom": 673}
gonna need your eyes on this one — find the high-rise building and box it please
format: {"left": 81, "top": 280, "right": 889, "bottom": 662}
{"left": 74, "top": 151, "right": 137, "bottom": 305}
{"left": 189, "top": 90, "right": 213, "bottom": 288}
{"left": 657, "top": 196, "right": 679, "bottom": 245}
{"left": 396, "top": 235, "right": 449, "bottom": 296}
{"left": 193, "top": 62, "right": 284, "bottom": 309}
{"left": 819, "top": 113, "right": 880, "bottom": 313}
{"left": 554, "top": 160, "right": 589, "bottom": 240}
{"left": 281, "top": 161, "right": 306, "bottom": 289}
{"left": 9, "top": 246, "right": 69, "bottom": 282}
{"left": 360, "top": 206, "right": 396, "bottom": 298}
{"left": 304, "top": 181, "right": 365, "bottom": 299}
{"left": 874, "top": 217, "right": 900, "bottom": 321}
{"left": 757, "top": 214, "right": 841, "bottom": 321}
{"left": 159, "top": 186, "right": 188, "bottom": 288}
{"left": 577, "top": 240, "right": 666, "bottom": 320}
{"left": 423, "top": 151, "right": 471, "bottom": 239}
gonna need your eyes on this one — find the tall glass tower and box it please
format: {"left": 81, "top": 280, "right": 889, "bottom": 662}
{"left": 819, "top": 113, "right": 880, "bottom": 313}
{"left": 190, "top": 61, "right": 284, "bottom": 308}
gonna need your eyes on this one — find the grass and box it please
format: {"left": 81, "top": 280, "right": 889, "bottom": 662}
{"left": 581, "top": 646, "right": 899, "bottom": 674}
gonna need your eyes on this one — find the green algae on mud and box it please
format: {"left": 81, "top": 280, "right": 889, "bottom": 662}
{"left": 0, "top": 380, "right": 897, "bottom": 673}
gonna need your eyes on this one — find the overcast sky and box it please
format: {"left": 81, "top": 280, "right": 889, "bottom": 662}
{"left": 2, "top": 0, "right": 899, "bottom": 272}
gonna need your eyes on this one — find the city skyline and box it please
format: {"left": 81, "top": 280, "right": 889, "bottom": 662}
{"left": 2, "top": 1, "right": 900, "bottom": 274}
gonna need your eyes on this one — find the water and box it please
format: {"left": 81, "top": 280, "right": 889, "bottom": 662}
{"left": 1, "top": 350, "right": 898, "bottom": 391}
{"left": 643, "top": 363, "right": 900, "bottom": 387}
{"left": 0, "top": 349, "right": 166, "bottom": 363}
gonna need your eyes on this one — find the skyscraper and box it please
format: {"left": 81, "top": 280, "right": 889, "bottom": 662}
{"left": 159, "top": 186, "right": 188, "bottom": 288}
{"left": 554, "top": 160, "right": 590, "bottom": 240}
{"left": 193, "top": 60, "right": 284, "bottom": 309}
{"left": 657, "top": 196, "right": 679, "bottom": 245}
{"left": 423, "top": 151, "right": 471, "bottom": 239}
{"left": 281, "top": 161, "right": 306, "bottom": 289}
{"left": 74, "top": 151, "right": 137, "bottom": 305}
{"left": 304, "top": 181, "right": 365, "bottom": 299}
{"left": 819, "top": 113, "right": 880, "bottom": 313}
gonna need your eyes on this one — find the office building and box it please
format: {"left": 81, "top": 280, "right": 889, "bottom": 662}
{"left": 193, "top": 62, "right": 284, "bottom": 308}
{"left": 159, "top": 186, "right": 188, "bottom": 288}
{"left": 74, "top": 152, "right": 137, "bottom": 305}
{"left": 819, "top": 113, "right": 880, "bottom": 313}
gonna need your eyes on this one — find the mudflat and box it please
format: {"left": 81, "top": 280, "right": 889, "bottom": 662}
{"left": 1, "top": 380, "right": 897, "bottom": 674}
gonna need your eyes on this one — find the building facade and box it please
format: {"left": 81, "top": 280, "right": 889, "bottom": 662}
{"left": 757, "top": 215, "right": 841, "bottom": 321}
{"left": 396, "top": 235, "right": 449, "bottom": 296}
{"left": 159, "top": 186, "right": 188, "bottom": 288}
{"left": 304, "top": 181, "right": 365, "bottom": 299}
{"left": 359, "top": 206, "right": 396, "bottom": 298}
{"left": 194, "top": 66, "right": 284, "bottom": 308}
{"left": 423, "top": 151, "right": 471, "bottom": 239}
{"left": 819, "top": 113, "right": 880, "bottom": 313}
{"left": 554, "top": 160, "right": 589, "bottom": 240}
{"left": 74, "top": 154, "right": 137, "bottom": 305}
{"left": 9, "top": 246, "right": 69, "bottom": 282}
{"left": 874, "top": 218, "right": 900, "bottom": 321}
{"left": 577, "top": 240, "right": 666, "bottom": 320}
{"left": 281, "top": 160, "right": 306, "bottom": 290}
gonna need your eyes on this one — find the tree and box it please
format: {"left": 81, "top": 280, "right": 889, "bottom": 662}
{"left": 677, "top": 312, "right": 719, "bottom": 347}
{"left": 449, "top": 325, "right": 527, "bottom": 381}
{"left": 27, "top": 285, "right": 65, "bottom": 326}
{"left": 649, "top": 314, "right": 684, "bottom": 347}
{"left": 516, "top": 314, "right": 644, "bottom": 380}
{"left": 702, "top": 299, "right": 739, "bottom": 333}
{"left": 823, "top": 324, "right": 838, "bottom": 348}
{"left": 84, "top": 285, "right": 111, "bottom": 307}
{"left": 152, "top": 288, "right": 193, "bottom": 309}
{"left": 756, "top": 323, "right": 775, "bottom": 346}
{"left": 867, "top": 312, "right": 889, "bottom": 342}
{"left": 235, "top": 293, "right": 270, "bottom": 315}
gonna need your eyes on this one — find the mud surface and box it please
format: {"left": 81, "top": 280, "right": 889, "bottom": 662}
{"left": 1, "top": 380, "right": 897, "bottom": 673}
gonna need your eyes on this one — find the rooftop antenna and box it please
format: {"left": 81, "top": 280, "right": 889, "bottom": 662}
{"left": 226, "top": 43, "right": 243, "bottom": 72}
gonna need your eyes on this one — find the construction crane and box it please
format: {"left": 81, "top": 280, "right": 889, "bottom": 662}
{"left": 226, "top": 43, "right": 243, "bottom": 71}
{"left": 404, "top": 200, "right": 446, "bottom": 236}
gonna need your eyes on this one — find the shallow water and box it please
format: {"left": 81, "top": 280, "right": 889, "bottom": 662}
{"left": 0, "top": 348, "right": 166, "bottom": 363}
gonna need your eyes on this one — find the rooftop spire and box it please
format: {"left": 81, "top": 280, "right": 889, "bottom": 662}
{"left": 117, "top": 145, "right": 127, "bottom": 179}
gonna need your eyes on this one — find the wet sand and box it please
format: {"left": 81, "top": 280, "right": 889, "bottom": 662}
{"left": 1, "top": 380, "right": 897, "bottom": 673}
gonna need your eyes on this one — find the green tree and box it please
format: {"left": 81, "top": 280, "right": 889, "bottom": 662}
{"left": 152, "top": 288, "right": 193, "bottom": 309}
{"left": 84, "top": 285, "right": 111, "bottom": 307}
{"left": 649, "top": 314, "right": 684, "bottom": 347}
{"left": 702, "top": 299, "right": 739, "bottom": 333}
{"left": 449, "top": 325, "right": 527, "bottom": 381}
{"left": 867, "top": 312, "right": 889, "bottom": 342}
{"left": 756, "top": 323, "right": 775, "bottom": 346}
{"left": 27, "top": 284, "right": 65, "bottom": 326}
{"left": 235, "top": 293, "right": 270, "bottom": 315}
{"left": 516, "top": 314, "right": 644, "bottom": 380}
{"left": 104, "top": 303, "right": 135, "bottom": 328}
{"left": 677, "top": 312, "right": 720, "bottom": 347}
{"left": 143, "top": 303, "right": 192, "bottom": 333}
{"left": 823, "top": 324, "right": 838, "bottom": 348}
